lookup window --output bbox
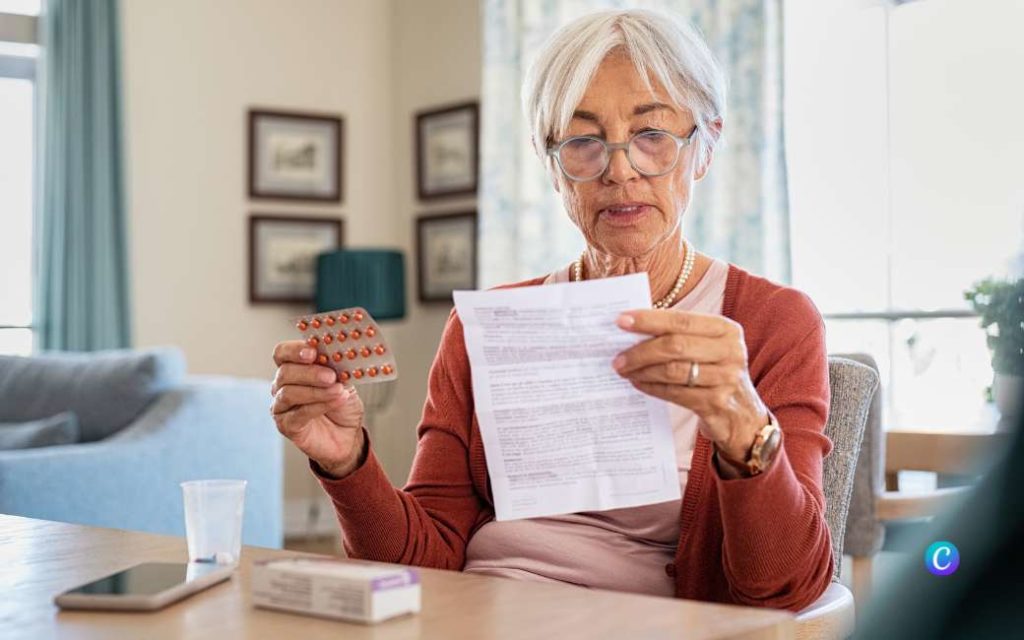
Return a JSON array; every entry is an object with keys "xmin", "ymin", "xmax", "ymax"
[
  {"xmin": 0, "ymin": 5, "xmax": 39, "ymax": 355},
  {"xmin": 0, "ymin": 1, "xmax": 40, "ymax": 15},
  {"xmin": 785, "ymin": 0, "xmax": 1023, "ymax": 430}
]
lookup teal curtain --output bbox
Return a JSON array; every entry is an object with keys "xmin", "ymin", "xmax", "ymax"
[{"xmin": 36, "ymin": 0, "xmax": 131, "ymax": 350}]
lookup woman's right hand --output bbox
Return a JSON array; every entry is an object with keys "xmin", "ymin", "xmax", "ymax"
[{"xmin": 271, "ymin": 341, "xmax": 367, "ymax": 478}]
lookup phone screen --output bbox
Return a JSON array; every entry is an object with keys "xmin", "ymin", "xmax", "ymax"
[{"xmin": 65, "ymin": 562, "xmax": 222, "ymax": 596}]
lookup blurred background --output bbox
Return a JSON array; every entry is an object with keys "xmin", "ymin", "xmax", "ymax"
[{"xmin": 1, "ymin": 0, "xmax": 1021, "ymax": 619}]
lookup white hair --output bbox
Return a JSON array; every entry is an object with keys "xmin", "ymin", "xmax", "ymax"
[{"xmin": 523, "ymin": 9, "xmax": 727, "ymax": 168}]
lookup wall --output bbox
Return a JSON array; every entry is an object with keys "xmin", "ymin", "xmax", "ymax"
[
  {"xmin": 120, "ymin": 0, "xmax": 481, "ymax": 533},
  {"xmin": 380, "ymin": 0, "xmax": 482, "ymax": 484},
  {"xmin": 120, "ymin": 0, "xmax": 395, "ymax": 525}
]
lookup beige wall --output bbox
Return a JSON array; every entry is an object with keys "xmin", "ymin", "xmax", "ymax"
[
  {"xmin": 381, "ymin": 0, "xmax": 481, "ymax": 484},
  {"xmin": 120, "ymin": 0, "xmax": 481, "ymax": 527}
]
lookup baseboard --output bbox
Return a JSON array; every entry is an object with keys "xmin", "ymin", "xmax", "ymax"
[{"xmin": 283, "ymin": 496, "xmax": 340, "ymax": 538}]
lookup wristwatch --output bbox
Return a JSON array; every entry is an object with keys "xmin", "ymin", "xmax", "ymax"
[{"xmin": 719, "ymin": 414, "xmax": 783, "ymax": 477}]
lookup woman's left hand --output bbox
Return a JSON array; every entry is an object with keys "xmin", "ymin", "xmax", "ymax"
[{"xmin": 612, "ymin": 310, "xmax": 770, "ymax": 465}]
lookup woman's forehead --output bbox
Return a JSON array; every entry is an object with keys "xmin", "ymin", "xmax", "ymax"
[
  {"xmin": 575, "ymin": 56, "xmax": 680, "ymax": 118},
  {"xmin": 572, "ymin": 92, "xmax": 688, "ymax": 128},
  {"xmin": 571, "ymin": 101, "xmax": 677, "ymax": 125}
]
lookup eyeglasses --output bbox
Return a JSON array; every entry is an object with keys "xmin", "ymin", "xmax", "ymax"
[{"xmin": 546, "ymin": 126, "xmax": 698, "ymax": 182}]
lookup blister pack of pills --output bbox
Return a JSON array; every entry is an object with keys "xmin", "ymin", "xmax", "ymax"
[{"xmin": 294, "ymin": 307, "xmax": 397, "ymax": 385}]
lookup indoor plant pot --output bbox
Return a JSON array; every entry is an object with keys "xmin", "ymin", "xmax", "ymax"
[{"xmin": 965, "ymin": 277, "xmax": 1024, "ymax": 430}]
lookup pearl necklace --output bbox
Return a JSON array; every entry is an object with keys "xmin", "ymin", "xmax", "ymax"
[{"xmin": 572, "ymin": 241, "xmax": 696, "ymax": 309}]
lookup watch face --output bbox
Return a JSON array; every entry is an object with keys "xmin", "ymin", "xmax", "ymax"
[{"xmin": 761, "ymin": 426, "xmax": 782, "ymax": 463}]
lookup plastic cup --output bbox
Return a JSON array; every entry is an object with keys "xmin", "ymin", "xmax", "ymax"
[{"xmin": 180, "ymin": 479, "xmax": 246, "ymax": 566}]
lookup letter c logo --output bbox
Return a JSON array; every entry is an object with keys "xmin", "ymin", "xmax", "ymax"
[{"xmin": 925, "ymin": 541, "xmax": 960, "ymax": 576}]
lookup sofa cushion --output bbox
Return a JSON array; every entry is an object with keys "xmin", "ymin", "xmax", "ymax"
[
  {"xmin": 0, "ymin": 348, "xmax": 186, "ymax": 442},
  {"xmin": 0, "ymin": 411, "xmax": 80, "ymax": 450}
]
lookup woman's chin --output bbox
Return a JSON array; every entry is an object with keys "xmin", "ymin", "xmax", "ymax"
[
  {"xmin": 591, "ymin": 235, "xmax": 660, "ymax": 259},
  {"xmin": 591, "ymin": 224, "xmax": 663, "ymax": 257}
]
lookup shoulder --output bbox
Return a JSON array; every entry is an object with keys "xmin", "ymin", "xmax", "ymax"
[
  {"xmin": 490, "ymin": 275, "xmax": 550, "ymax": 291},
  {"xmin": 724, "ymin": 266, "xmax": 829, "ymax": 401},
  {"xmin": 724, "ymin": 264, "xmax": 824, "ymax": 339},
  {"xmin": 440, "ymin": 274, "xmax": 551, "ymax": 347},
  {"xmin": 723, "ymin": 265, "xmax": 827, "ymax": 378}
]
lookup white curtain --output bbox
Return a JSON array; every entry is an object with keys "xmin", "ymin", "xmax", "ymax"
[{"xmin": 479, "ymin": 0, "xmax": 790, "ymax": 287}]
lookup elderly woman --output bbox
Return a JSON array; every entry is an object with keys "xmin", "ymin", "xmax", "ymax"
[{"xmin": 270, "ymin": 10, "xmax": 832, "ymax": 611}]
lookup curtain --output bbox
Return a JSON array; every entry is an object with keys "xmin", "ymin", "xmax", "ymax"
[
  {"xmin": 35, "ymin": 0, "xmax": 131, "ymax": 350},
  {"xmin": 479, "ymin": 0, "xmax": 790, "ymax": 287}
]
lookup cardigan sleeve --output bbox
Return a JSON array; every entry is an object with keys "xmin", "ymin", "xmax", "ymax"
[
  {"xmin": 715, "ymin": 288, "xmax": 835, "ymax": 611},
  {"xmin": 313, "ymin": 309, "xmax": 485, "ymax": 570}
]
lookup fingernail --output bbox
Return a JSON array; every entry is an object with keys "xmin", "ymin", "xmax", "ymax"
[
  {"xmin": 617, "ymin": 314, "xmax": 635, "ymax": 328},
  {"xmin": 328, "ymin": 384, "xmax": 345, "ymax": 394},
  {"xmin": 319, "ymin": 370, "xmax": 336, "ymax": 384},
  {"xmin": 612, "ymin": 355, "xmax": 626, "ymax": 371},
  {"xmin": 300, "ymin": 348, "xmax": 314, "ymax": 360}
]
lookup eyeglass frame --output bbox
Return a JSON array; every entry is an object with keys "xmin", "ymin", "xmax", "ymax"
[{"xmin": 546, "ymin": 125, "xmax": 700, "ymax": 182}]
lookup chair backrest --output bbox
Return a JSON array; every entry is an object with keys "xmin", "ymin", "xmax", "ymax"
[
  {"xmin": 835, "ymin": 353, "xmax": 886, "ymax": 561},
  {"xmin": 822, "ymin": 355, "xmax": 879, "ymax": 581}
]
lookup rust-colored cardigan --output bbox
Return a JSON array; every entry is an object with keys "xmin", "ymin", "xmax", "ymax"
[{"xmin": 315, "ymin": 264, "xmax": 834, "ymax": 611}]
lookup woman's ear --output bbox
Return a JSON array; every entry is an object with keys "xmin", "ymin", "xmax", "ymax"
[{"xmin": 694, "ymin": 118, "xmax": 723, "ymax": 182}]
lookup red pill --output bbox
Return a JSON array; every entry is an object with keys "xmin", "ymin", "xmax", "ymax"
[
  {"xmin": 346, "ymin": 349, "xmax": 357, "ymax": 360},
  {"xmin": 323, "ymin": 334, "xmax": 333, "ymax": 344},
  {"xmin": 350, "ymin": 329, "xmax": 361, "ymax": 340},
  {"xmin": 367, "ymin": 366, "xmax": 378, "ymax": 377},
  {"xmin": 360, "ymin": 347, "xmax": 371, "ymax": 358},
  {"xmin": 339, "ymin": 370, "xmax": 350, "ymax": 382},
  {"xmin": 317, "ymin": 354, "xmax": 328, "ymax": 365},
  {"xmin": 332, "ymin": 352, "xmax": 342, "ymax": 362},
  {"xmin": 297, "ymin": 321, "xmax": 308, "ymax": 331},
  {"xmin": 338, "ymin": 314, "xmax": 350, "ymax": 324},
  {"xmin": 365, "ymin": 326, "xmax": 377, "ymax": 338},
  {"xmin": 352, "ymin": 368, "xmax": 364, "ymax": 379},
  {"xmin": 325, "ymin": 316, "xmax": 335, "ymax": 326},
  {"xmin": 311, "ymin": 318, "xmax": 321, "ymax": 329},
  {"xmin": 336, "ymin": 331, "xmax": 347, "ymax": 342},
  {"xmin": 381, "ymin": 364, "xmax": 393, "ymax": 375},
  {"xmin": 374, "ymin": 344, "xmax": 386, "ymax": 355},
  {"xmin": 307, "ymin": 336, "xmax": 319, "ymax": 347},
  {"xmin": 353, "ymin": 311, "xmax": 365, "ymax": 322}
]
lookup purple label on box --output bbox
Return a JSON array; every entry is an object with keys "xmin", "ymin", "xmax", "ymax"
[{"xmin": 371, "ymin": 570, "xmax": 420, "ymax": 591}]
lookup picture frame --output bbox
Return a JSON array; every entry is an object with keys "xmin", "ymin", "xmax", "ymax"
[
  {"xmin": 248, "ymin": 108, "xmax": 344, "ymax": 202},
  {"xmin": 415, "ymin": 210, "xmax": 478, "ymax": 303},
  {"xmin": 249, "ymin": 214, "xmax": 344, "ymax": 304},
  {"xmin": 415, "ymin": 101, "xmax": 479, "ymax": 200}
]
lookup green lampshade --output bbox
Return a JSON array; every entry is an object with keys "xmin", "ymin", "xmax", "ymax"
[{"xmin": 315, "ymin": 250, "xmax": 406, "ymax": 320}]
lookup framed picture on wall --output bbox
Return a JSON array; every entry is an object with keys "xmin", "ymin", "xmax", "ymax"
[
  {"xmin": 249, "ymin": 214, "xmax": 344, "ymax": 304},
  {"xmin": 415, "ymin": 101, "xmax": 479, "ymax": 200},
  {"xmin": 415, "ymin": 210, "xmax": 478, "ymax": 303},
  {"xmin": 248, "ymin": 108, "xmax": 344, "ymax": 202}
]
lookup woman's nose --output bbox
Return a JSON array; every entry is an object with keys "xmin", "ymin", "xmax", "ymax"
[{"xmin": 602, "ymin": 146, "xmax": 640, "ymax": 185}]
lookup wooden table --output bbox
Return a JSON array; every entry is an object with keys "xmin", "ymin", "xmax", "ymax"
[{"xmin": 0, "ymin": 514, "xmax": 793, "ymax": 639}]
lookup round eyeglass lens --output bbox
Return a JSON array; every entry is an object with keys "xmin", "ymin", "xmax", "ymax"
[
  {"xmin": 559, "ymin": 137, "xmax": 607, "ymax": 180},
  {"xmin": 629, "ymin": 131, "xmax": 678, "ymax": 175}
]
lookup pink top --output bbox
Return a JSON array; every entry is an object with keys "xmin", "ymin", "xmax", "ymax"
[{"xmin": 463, "ymin": 257, "xmax": 731, "ymax": 596}]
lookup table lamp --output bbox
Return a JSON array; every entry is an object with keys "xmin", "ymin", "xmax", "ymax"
[{"xmin": 315, "ymin": 249, "xmax": 406, "ymax": 320}]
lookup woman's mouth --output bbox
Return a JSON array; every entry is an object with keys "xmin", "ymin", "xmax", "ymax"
[{"xmin": 599, "ymin": 203, "xmax": 651, "ymax": 226}]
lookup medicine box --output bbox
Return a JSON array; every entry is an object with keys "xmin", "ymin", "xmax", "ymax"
[{"xmin": 252, "ymin": 558, "xmax": 420, "ymax": 624}]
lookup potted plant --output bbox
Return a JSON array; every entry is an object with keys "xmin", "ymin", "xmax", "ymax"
[{"xmin": 965, "ymin": 277, "xmax": 1024, "ymax": 426}]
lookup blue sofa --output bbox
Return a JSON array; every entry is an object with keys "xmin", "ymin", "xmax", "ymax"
[{"xmin": 0, "ymin": 348, "xmax": 283, "ymax": 548}]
